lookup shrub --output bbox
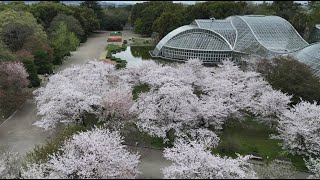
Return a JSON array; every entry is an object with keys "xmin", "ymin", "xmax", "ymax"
[
  {"xmin": 115, "ymin": 62, "xmax": 126, "ymax": 69},
  {"xmin": 256, "ymin": 56, "xmax": 320, "ymax": 105},
  {"xmin": 25, "ymin": 124, "xmax": 88, "ymax": 164},
  {"xmin": 22, "ymin": 58, "xmax": 41, "ymax": 87},
  {"xmin": 33, "ymin": 49, "xmax": 53, "ymax": 74}
]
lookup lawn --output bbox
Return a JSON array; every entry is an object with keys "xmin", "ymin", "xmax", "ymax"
[
  {"xmin": 130, "ymin": 82, "xmax": 308, "ymax": 171},
  {"xmin": 129, "ymin": 37, "xmax": 153, "ymax": 46},
  {"xmin": 106, "ymin": 44, "xmax": 127, "ymax": 58},
  {"xmin": 212, "ymin": 118, "xmax": 308, "ymax": 171},
  {"xmin": 110, "ymin": 32, "xmax": 122, "ymax": 36},
  {"xmin": 132, "ymin": 83, "xmax": 150, "ymax": 100},
  {"xmin": 105, "ymin": 44, "xmax": 127, "ymax": 69},
  {"xmin": 122, "ymin": 122, "xmax": 167, "ymax": 149}
]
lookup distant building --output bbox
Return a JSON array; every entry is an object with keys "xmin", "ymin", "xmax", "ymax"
[
  {"xmin": 310, "ymin": 24, "xmax": 320, "ymax": 43},
  {"xmin": 294, "ymin": 42, "xmax": 320, "ymax": 77},
  {"xmin": 151, "ymin": 15, "xmax": 309, "ymax": 63}
]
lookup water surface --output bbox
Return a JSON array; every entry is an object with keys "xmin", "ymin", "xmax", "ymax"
[{"xmin": 113, "ymin": 46, "xmax": 174, "ymax": 66}]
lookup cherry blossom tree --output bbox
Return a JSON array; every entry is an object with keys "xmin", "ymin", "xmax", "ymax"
[
  {"xmin": 250, "ymin": 89, "xmax": 292, "ymax": 118},
  {"xmin": 118, "ymin": 60, "xmax": 161, "ymax": 86},
  {"xmin": 0, "ymin": 150, "xmax": 21, "ymax": 179},
  {"xmin": 131, "ymin": 59, "xmax": 293, "ymax": 140},
  {"xmin": 21, "ymin": 163, "xmax": 61, "ymax": 179},
  {"xmin": 162, "ymin": 137, "xmax": 257, "ymax": 179},
  {"xmin": 130, "ymin": 59, "xmax": 218, "ymax": 139},
  {"xmin": 21, "ymin": 127, "xmax": 140, "ymax": 179},
  {"xmin": 272, "ymin": 101, "xmax": 320, "ymax": 156},
  {"xmin": 33, "ymin": 61, "xmax": 116, "ymax": 130},
  {"xmin": 176, "ymin": 128, "xmax": 220, "ymax": 148},
  {"xmin": 0, "ymin": 61, "xmax": 29, "ymax": 91},
  {"xmin": 305, "ymin": 157, "xmax": 320, "ymax": 179},
  {"xmin": 131, "ymin": 82, "xmax": 203, "ymax": 140},
  {"xmin": 99, "ymin": 84, "xmax": 135, "ymax": 130},
  {"xmin": 199, "ymin": 95, "xmax": 238, "ymax": 130},
  {"xmin": 253, "ymin": 160, "xmax": 295, "ymax": 179},
  {"xmin": 249, "ymin": 89, "xmax": 292, "ymax": 127},
  {"xmin": 202, "ymin": 60, "xmax": 270, "ymax": 112}
]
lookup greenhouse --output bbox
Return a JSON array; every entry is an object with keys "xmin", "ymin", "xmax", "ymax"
[
  {"xmin": 310, "ymin": 24, "xmax": 320, "ymax": 43},
  {"xmin": 294, "ymin": 42, "xmax": 320, "ymax": 77},
  {"xmin": 151, "ymin": 15, "xmax": 309, "ymax": 63}
]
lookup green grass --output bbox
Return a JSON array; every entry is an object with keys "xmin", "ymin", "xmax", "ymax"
[
  {"xmin": 106, "ymin": 44, "xmax": 122, "ymax": 57},
  {"xmin": 132, "ymin": 83, "xmax": 151, "ymax": 100},
  {"xmin": 122, "ymin": 122, "xmax": 168, "ymax": 149},
  {"xmin": 130, "ymin": 38, "xmax": 152, "ymax": 46},
  {"xmin": 106, "ymin": 44, "xmax": 128, "ymax": 69},
  {"xmin": 25, "ymin": 113, "xmax": 100, "ymax": 164},
  {"xmin": 212, "ymin": 118, "xmax": 308, "ymax": 171},
  {"xmin": 110, "ymin": 32, "xmax": 122, "ymax": 36}
]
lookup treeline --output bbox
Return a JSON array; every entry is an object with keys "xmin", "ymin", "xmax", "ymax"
[
  {"xmin": 100, "ymin": 5, "xmax": 131, "ymax": 31},
  {"xmin": 0, "ymin": 1, "xmax": 101, "ymax": 88},
  {"xmin": 131, "ymin": 1, "xmax": 320, "ymax": 41}
]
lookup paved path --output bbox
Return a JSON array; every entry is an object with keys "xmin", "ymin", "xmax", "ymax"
[
  {"xmin": 0, "ymin": 31, "xmax": 110, "ymax": 156},
  {"xmin": 0, "ymin": 30, "xmax": 312, "ymax": 179},
  {"xmin": 128, "ymin": 146, "xmax": 171, "ymax": 179}
]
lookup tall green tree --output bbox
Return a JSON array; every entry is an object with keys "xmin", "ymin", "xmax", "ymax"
[
  {"xmin": 15, "ymin": 49, "xmax": 41, "ymax": 87},
  {"xmin": 100, "ymin": 7, "xmax": 130, "ymax": 31},
  {"xmin": 0, "ymin": 9, "xmax": 48, "ymax": 47},
  {"xmin": 208, "ymin": 1, "xmax": 251, "ymax": 19},
  {"xmin": 30, "ymin": 2, "xmax": 73, "ymax": 29},
  {"xmin": 1, "ymin": 22, "xmax": 34, "ymax": 52},
  {"xmin": 133, "ymin": 18, "xmax": 143, "ymax": 34},
  {"xmin": 33, "ymin": 49, "xmax": 53, "ymax": 74},
  {"xmin": 80, "ymin": 1, "xmax": 103, "ymax": 24},
  {"xmin": 49, "ymin": 22, "xmax": 79, "ymax": 65},
  {"xmin": 69, "ymin": 5, "xmax": 100, "ymax": 40},
  {"xmin": 48, "ymin": 13, "xmax": 84, "ymax": 41},
  {"xmin": 152, "ymin": 12, "xmax": 184, "ymax": 38},
  {"xmin": 67, "ymin": 32, "xmax": 80, "ymax": 52},
  {"xmin": 0, "ymin": 9, "xmax": 53, "ymax": 74},
  {"xmin": 257, "ymin": 56, "xmax": 320, "ymax": 105},
  {"xmin": 0, "ymin": 41, "xmax": 16, "ymax": 61},
  {"xmin": 22, "ymin": 58, "xmax": 41, "ymax": 87},
  {"xmin": 49, "ymin": 22, "xmax": 69, "ymax": 64},
  {"xmin": 271, "ymin": 1, "xmax": 302, "ymax": 21}
]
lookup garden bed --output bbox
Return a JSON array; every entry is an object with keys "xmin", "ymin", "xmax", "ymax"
[
  {"xmin": 106, "ymin": 44, "xmax": 128, "ymax": 69},
  {"xmin": 107, "ymin": 37, "xmax": 122, "ymax": 42},
  {"xmin": 110, "ymin": 32, "xmax": 122, "ymax": 36},
  {"xmin": 129, "ymin": 37, "xmax": 153, "ymax": 46}
]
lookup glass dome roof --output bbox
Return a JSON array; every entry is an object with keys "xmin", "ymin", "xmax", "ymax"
[
  {"xmin": 152, "ymin": 15, "xmax": 311, "ymax": 63},
  {"xmin": 295, "ymin": 43, "xmax": 320, "ymax": 77}
]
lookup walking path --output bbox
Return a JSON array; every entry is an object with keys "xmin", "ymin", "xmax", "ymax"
[
  {"xmin": 0, "ymin": 31, "xmax": 109, "ymax": 156},
  {"xmin": 128, "ymin": 146, "xmax": 170, "ymax": 179},
  {"xmin": 0, "ymin": 30, "xmax": 311, "ymax": 179}
]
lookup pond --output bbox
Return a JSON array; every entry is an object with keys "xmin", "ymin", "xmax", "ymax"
[{"xmin": 112, "ymin": 46, "xmax": 174, "ymax": 66}]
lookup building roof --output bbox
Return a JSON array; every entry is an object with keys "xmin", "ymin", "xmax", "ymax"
[
  {"xmin": 233, "ymin": 15, "xmax": 308, "ymax": 53},
  {"xmin": 154, "ymin": 15, "xmax": 309, "ymax": 59},
  {"xmin": 295, "ymin": 42, "xmax": 320, "ymax": 77}
]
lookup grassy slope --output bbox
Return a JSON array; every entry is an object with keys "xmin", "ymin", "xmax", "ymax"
[{"xmin": 212, "ymin": 118, "xmax": 307, "ymax": 171}]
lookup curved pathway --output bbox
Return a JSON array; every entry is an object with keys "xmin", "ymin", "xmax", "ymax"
[
  {"xmin": 0, "ymin": 30, "xmax": 311, "ymax": 179},
  {"xmin": 0, "ymin": 31, "xmax": 109, "ymax": 155}
]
